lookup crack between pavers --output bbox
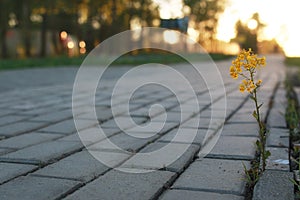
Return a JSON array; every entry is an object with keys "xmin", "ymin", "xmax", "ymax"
[
  {"xmin": 204, "ymin": 154, "xmax": 254, "ymax": 161},
  {"xmin": 170, "ymin": 187, "xmax": 244, "ymax": 197}
]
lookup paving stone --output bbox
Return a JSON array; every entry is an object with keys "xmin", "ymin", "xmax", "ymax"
[
  {"xmin": 0, "ymin": 114, "xmax": 29, "ymax": 127},
  {"xmin": 0, "ymin": 163, "xmax": 37, "ymax": 184},
  {"xmin": 200, "ymin": 109, "xmax": 231, "ymax": 119},
  {"xmin": 30, "ymin": 109, "xmax": 73, "ymax": 122},
  {"xmin": 77, "ymin": 108, "xmax": 113, "ymax": 121},
  {"xmin": 206, "ymin": 136, "xmax": 257, "ymax": 160},
  {"xmin": 266, "ymin": 147, "xmax": 289, "ymax": 171},
  {"xmin": 0, "ymin": 132, "xmax": 61, "ymax": 149},
  {"xmin": 65, "ymin": 169, "xmax": 176, "ymax": 200},
  {"xmin": 172, "ymin": 159, "xmax": 249, "ymax": 195},
  {"xmin": 0, "ymin": 147, "xmax": 14, "ymax": 155},
  {"xmin": 100, "ymin": 116, "xmax": 147, "ymax": 130},
  {"xmin": 89, "ymin": 132, "xmax": 157, "ymax": 153},
  {"xmin": 0, "ymin": 175, "xmax": 82, "ymax": 200},
  {"xmin": 18, "ymin": 106, "xmax": 57, "ymax": 116},
  {"xmin": 58, "ymin": 127, "xmax": 120, "ymax": 144},
  {"xmin": 126, "ymin": 121, "xmax": 178, "ymax": 136},
  {"xmin": 227, "ymin": 113, "xmax": 256, "ymax": 124},
  {"xmin": 0, "ymin": 141, "xmax": 83, "ymax": 165},
  {"xmin": 158, "ymin": 128, "xmax": 206, "ymax": 145},
  {"xmin": 0, "ymin": 121, "xmax": 47, "ymax": 137},
  {"xmin": 121, "ymin": 142, "xmax": 200, "ymax": 173},
  {"xmin": 0, "ymin": 109, "xmax": 16, "ymax": 117},
  {"xmin": 267, "ymin": 110, "xmax": 287, "ymax": 128},
  {"xmin": 221, "ymin": 123, "xmax": 259, "ymax": 137},
  {"xmin": 38, "ymin": 119, "xmax": 96, "ymax": 134},
  {"xmin": 169, "ymin": 104, "xmax": 202, "ymax": 113},
  {"xmin": 150, "ymin": 111, "xmax": 192, "ymax": 123},
  {"xmin": 181, "ymin": 117, "xmax": 223, "ymax": 130},
  {"xmin": 33, "ymin": 150, "xmax": 130, "ymax": 182},
  {"xmin": 160, "ymin": 189, "xmax": 244, "ymax": 200},
  {"xmin": 130, "ymin": 106, "xmax": 164, "ymax": 118},
  {"xmin": 253, "ymin": 170, "xmax": 294, "ymax": 200},
  {"xmin": 267, "ymin": 128, "xmax": 289, "ymax": 148}
]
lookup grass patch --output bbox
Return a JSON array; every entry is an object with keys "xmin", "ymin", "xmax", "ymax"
[
  {"xmin": 285, "ymin": 57, "xmax": 300, "ymax": 67},
  {"xmin": 0, "ymin": 56, "xmax": 86, "ymax": 70},
  {"xmin": 0, "ymin": 52, "xmax": 233, "ymax": 70}
]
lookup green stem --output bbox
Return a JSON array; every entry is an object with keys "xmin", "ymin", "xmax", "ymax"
[{"xmin": 250, "ymin": 71, "xmax": 266, "ymax": 171}]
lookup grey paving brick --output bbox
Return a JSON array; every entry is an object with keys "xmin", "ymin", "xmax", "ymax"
[
  {"xmin": 267, "ymin": 128, "xmax": 289, "ymax": 148},
  {"xmin": 100, "ymin": 116, "xmax": 147, "ymax": 129},
  {"xmin": 0, "ymin": 109, "xmax": 16, "ymax": 117},
  {"xmin": 130, "ymin": 106, "xmax": 164, "ymax": 118},
  {"xmin": 266, "ymin": 147, "xmax": 289, "ymax": 171},
  {"xmin": 160, "ymin": 189, "xmax": 244, "ymax": 200},
  {"xmin": 33, "ymin": 150, "xmax": 130, "ymax": 182},
  {"xmin": 30, "ymin": 109, "xmax": 73, "ymax": 122},
  {"xmin": 126, "ymin": 121, "xmax": 178, "ymax": 136},
  {"xmin": 158, "ymin": 128, "xmax": 206, "ymax": 145},
  {"xmin": 253, "ymin": 170, "xmax": 294, "ymax": 200},
  {"xmin": 0, "ymin": 163, "xmax": 37, "ymax": 184},
  {"xmin": 0, "ymin": 132, "xmax": 61, "ymax": 149},
  {"xmin": 122, "ymin": 142, "xmax": 200, "ymax": 173},
  {"xmin": 0, "ymin": 114, "xmax": 29, "ymax": 126},
  {"xmin": 181, "ymin": 117, "xmax": 223, "ymax": 130},
  {"xmin": 58, "ymin": 127, "xmax": 120, "ymax": 144},
  {"xmin": 172, "ymin": 159, "xmax": 249, "ymax": 195},
  {"xmin": 150, "ymin": 111, "xmax": 192, "ymax": 123},
  {"xmin": 65, "ymin": 170, "xmax": 176, "ymax": 200},
  {"xmin": 89, "ymin": 132, "xmax": 157, "ymax": 153},
  {"xmin": 0, "ymin": 175, "xmax": 82, "ymax": 200},
  {"xmin": 77, "ymin": 108, "xmax": 113, "ymax": 121},
  {"xmin": 227, "ymin": 113, "xmax": 256, "ymax": 124},
  {"xmin": 0, "ymin": 121, "xmax": 47, "ymax": 137},
  {"xmin": 38, "ymin": 119, "xmax": 96, "ymax": 134},
  {"xmin": 221, "ymin": 123, "xmax": 259, "ymax": 137},
  {"xmin": 206, "ymin": 136, "xmax": 257, "ymax": 160},
  {"xmin": 0, "ymin": 147, "xmax": 14, "ymax": 155},
  {"xmin": 0, "ymin": 141, "xmax": 83, "ymax": 165},
  {"xmin": 267, "ymin": 108, "xmax": 286, "ymax": 128}
]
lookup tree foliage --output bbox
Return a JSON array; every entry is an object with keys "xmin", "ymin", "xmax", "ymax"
[
  {"xmin": 0, "ymin": 0, "xmax": 221, "ymax": 58},
  {"xmin": 232, "ymin": 13, "xmax": 264, "ymax": 53}
]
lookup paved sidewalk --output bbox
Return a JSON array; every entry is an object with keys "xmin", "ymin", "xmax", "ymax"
[{"xmin": 0, "ymin": 55, "xmax": 288, "ymax": 199}]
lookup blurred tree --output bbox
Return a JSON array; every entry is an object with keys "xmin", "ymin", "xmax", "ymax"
[
  {"xmin": 0, "ymin": 0, "xmax": 12, "ymax": 58},
  {"xmin": 0, "ymin": 0, "xmax": 159, "ymax": 57},
  {"xmin": 15, "ymin": 0, "xmax": 33, "ymax": 57},
  {"xmin": 232, "ymin": 13, "xmax": 264, "ymax": 52},
  {"xmin": 184, "ymin": 0, "xmax": 225, "ymax": 49}
]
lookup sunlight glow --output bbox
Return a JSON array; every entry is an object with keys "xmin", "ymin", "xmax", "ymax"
[
  {"xmin": 153, "ymin": 0, "xmax": 184, "ymax": 19},
  {"xmin": 247, "ymin": 19, "xmax": 258, "ymax": 30},
  {"xmin": 217, "ymin": 0, "xmax": 300, "ymax": 56},
  {"xmin": 163, "ymin": 30, "xmax": 180, "ymax": 44}
]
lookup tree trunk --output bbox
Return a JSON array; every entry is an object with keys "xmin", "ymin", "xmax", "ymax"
[
  {"xmin": 40, "ymin": 14, "xmax": 47, "ymax": 57},
  {"xmin": 22, "ymin": 3, "xmax": 31, "ymax": 57},
  {"xmin": 1, "ymin": 29, "xmax": 8, "ymax": 58}
]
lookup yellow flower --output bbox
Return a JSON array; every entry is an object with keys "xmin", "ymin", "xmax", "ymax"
[
  {"xmin": 230, "ymin": 72, "xmax": 238, "ymax": 79},
  {"xmin": 239, "ymin": 84, "xmax": 245, "ymax": 93},
  {"xmin": 258, "ymin": 57, "xmax": 266, "ymax": 66},
  {"xmin": 257, "ymin": 79, "xmax": 262, "ymax": 86},
  {"xmin": 229, "ymin": 49, "xmax": 266, "ymax": 93}
]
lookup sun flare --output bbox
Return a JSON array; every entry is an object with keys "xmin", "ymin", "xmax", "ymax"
[{"xmin": 217, "ymin": 0, "xmax": 300, "ymax": 56}]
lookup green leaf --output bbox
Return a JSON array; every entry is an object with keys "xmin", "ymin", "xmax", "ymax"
[
  {"xmin": 258, "ymin": 103, "xmax": 263, "ymax": 109},
  {"xmin": 256, "ymin": 140, "xmax": 262, "ymax": 150},
  {"xmin": 265, "ymin": 150, "xmax": 271, "ymax": 159},
  {"xmin": 252, "ymin": 111, "xmax": 258, "ymax": 120}
]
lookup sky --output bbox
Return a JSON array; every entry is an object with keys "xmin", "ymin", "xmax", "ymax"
[
  {"xmin": 217, "ymin": 0, "xmax": 300, "ymax": 56},
  {"xmin": 153, "ymin": 0, "xmax": 300, "ymax": 56}
]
